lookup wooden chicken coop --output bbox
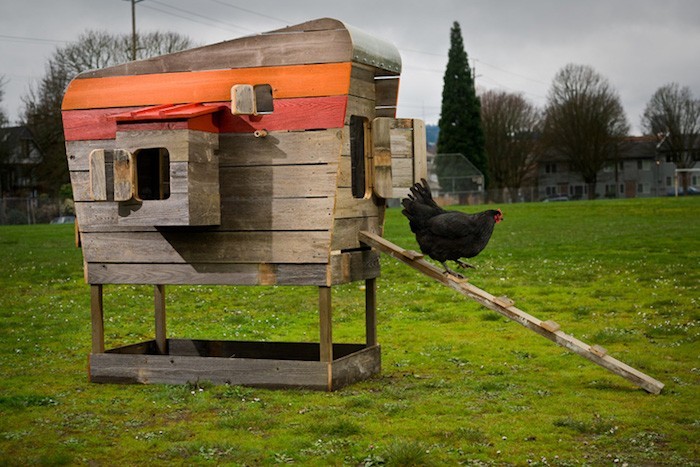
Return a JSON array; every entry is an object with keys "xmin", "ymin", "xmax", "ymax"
[{"xmin": 62, "ymin": 18, "xmax": 427, "ymax": 390}]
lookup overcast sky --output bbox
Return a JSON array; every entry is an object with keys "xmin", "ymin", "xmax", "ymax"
[{"xmin": 1, "ymin": 0, "xmax": 699, "ymax": 134}]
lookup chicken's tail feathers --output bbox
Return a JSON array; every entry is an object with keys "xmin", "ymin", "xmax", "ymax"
[{"xmin": 401, "ymin": 179, "xmax": 444, "ymax": 232}]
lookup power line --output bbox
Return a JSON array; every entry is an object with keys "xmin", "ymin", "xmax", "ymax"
[
  {"xmin": 207, "ymin": 0, "xmax": 290, "ymax": 25},
  {"xmin": 145, "ymin": 0, "xmax": 257, "ymax": 34},
  {"xmin": 0, "ymin": 34, "xmax": 69, "ymax": 45}
]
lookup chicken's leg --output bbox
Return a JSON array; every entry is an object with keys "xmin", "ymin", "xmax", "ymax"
[{"xmin": 440, "ymin": 262, "xmax": 464, "ymax": 279}]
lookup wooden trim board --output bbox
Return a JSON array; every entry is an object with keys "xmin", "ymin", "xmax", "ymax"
[
  {"xmin": 89, "ymin": 339, "xmax": 380, "ymax": 391},
  {"xmin": 62, "ymin": 62, "xmax": 353, "ymax": 110}
]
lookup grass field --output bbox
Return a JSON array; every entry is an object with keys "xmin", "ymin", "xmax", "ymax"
[{"xmin": 0, "ymin": 197, "xmax": 698, "ymax": 465}]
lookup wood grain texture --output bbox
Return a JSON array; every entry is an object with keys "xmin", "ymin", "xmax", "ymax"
[
  {"xmin": 76, "ymin": 26, "xmax": 352, "ymax": 78},
  {"xmin": 88, "ymin": 339, "xmax": 379, "ymax": 390},
  {"xmin": 62, "ymin": 63, "xmax": 352, "ymax": 110},
  {"xmin": 63, "ymin": 96, "xmax": 348, "ymax": 141},
  {"xmin": 88, "ymin": 149, "xmax": 107, "ymax": 201},
  {"xmin": 86, "ymin": 262, "xmax": 328, "ymax": 286},
  {"xmin": 218, "ymin": 129, "xmax": 343, "ymax": 167},
  {"xmin": 112, "ymin": 149, "xmax": 134, "ymax": 201},
  {"xmin": 81, "ymin": 231, "xmax": 331, "ymax": 264}
]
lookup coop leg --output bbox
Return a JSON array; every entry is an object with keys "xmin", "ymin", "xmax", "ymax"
[
  {"xmin": 90, "ymin": 284, "xmax": 104, "ymax": 354},
  {"xmin": 319, "ymin": 286, "xmax": 333, "ymax": 363},
  {"xmin": 365, "ymin": 278, "xmax": 377, "ymax": 347},
  {"xmin": 154, "ymin": 284, "xmax": 167, "ymax": 355}
]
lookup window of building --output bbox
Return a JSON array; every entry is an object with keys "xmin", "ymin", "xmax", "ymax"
[
  {"xmin": 545, "ymin": 163, "xmax": 557, "ymax": 174},
  {"xmin": 135, "ymin": 148, "xmax": 170, "ymax": 200}
]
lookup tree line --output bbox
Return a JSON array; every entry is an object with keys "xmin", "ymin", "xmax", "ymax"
[{"xmin": 437, "ymin": 21, "xmax": 700, "ymax": 200}]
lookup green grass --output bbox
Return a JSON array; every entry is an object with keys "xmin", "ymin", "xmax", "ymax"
[{"xmin": 1, "ymin": 197, "xmax": 698, "ymax": 465}]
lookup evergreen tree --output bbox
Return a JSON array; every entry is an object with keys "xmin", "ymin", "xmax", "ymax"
[{"xmin": 436, "ymin": 22, "xmax": 486, "ymax": 191}]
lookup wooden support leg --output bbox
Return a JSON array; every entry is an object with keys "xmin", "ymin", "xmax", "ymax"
[
  {"xmin": 90, "ymin": 284, "xmax": 104, "ymax": 354},
  {"xmin": 365, "ymin": 278, "xmax": 377, "ymax": 347},
  {"xmin": 154, "ymin": 284, "xmax": 167, "ymax": 355},
  {"xmin": 319, "ymin": 286, "xmax": 333, "ymax": 363}
]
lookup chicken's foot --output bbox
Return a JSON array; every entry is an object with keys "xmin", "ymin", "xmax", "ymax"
[
  {"xmin": 455, "ymin": 259, "xmax": 475, "ymax": 270},
  {"xmin": 440, "ymin": 262, "xmax": 465, "ymax": 279}
]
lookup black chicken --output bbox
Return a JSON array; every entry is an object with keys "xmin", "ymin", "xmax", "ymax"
[{"xmin": 401, "ymin": 179, "xmax": 503, "ymax": 277}]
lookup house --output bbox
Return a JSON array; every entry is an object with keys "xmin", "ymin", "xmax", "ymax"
[
  {"xmin": 61, "ymin": 18, "xmax": 427, "ymax": 390},
  {"xmin": 537, "ymin": 136, "xmax": 686, "ymax": 200},
  {"xmin": 0, "ymin": 126, "xmax": 43, "ymax": 196}
]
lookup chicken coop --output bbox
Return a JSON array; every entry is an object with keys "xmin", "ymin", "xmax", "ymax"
[{"xmin": 61, "ymin": 18, "xmax": 427, "ymax": 390}]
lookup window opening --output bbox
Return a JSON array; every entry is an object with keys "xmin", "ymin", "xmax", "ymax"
[
  {"xmin": 254, "ymin": 84, "xmax": 274, "ymax": 114},
  {"xmin": 135, "ymin": 148, "xmax": 170, "ymax": 200},
  {"xmin": 350, "ymin": 116, "xmax": 368, "ymax": 198}
]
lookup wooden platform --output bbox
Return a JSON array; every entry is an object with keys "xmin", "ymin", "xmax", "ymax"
[{"xmin": 89, "ymin": 339, "xmax": 381, "ymax": 391}]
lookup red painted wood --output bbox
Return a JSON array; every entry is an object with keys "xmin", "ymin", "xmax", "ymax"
[{"xmin": 62, "ymin": 96, "xmax": 348, "ymax": 141}]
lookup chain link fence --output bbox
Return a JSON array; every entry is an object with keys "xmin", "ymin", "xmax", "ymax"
[{"xmin": 0, "ymin": 197, "xmax": 74, "ymax": 225}]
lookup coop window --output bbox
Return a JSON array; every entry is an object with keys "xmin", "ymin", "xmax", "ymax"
[
  {"xmin": 254, "ymin": 84, "xmax": 274, "ymax": 114},
  {"xmin": 134, "ymin": 148, "xmax": 170, "ymax": 200},
  {"xmin": 231, "ymin": 84, "xmax": 274, "ymax": 115},
  {"xmin": 350, "ymin": 115, "xmax": 368, "ymax": 198}
]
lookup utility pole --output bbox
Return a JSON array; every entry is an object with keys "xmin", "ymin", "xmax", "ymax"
[{"xmin": 125, "ymin": 0, "xmax": 145, "ymax": 61}]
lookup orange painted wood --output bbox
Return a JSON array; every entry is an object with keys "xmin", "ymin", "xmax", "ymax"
[
  {"xmin": 62, "ymin": 95, "xmax": 348, "ymax": 141},
  {"xmin": 62, "ymin": 62, "xmax": 352, "ymax": 111}
]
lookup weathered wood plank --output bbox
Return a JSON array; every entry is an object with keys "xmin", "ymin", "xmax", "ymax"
[
  {"xmin": 221, "ymin": 197, "xmax": 334, "ymax": 231},
  {"xmin": 375, "ymin": 77, "xmax": 399, "ymax": 107},
  {"xmin": 349, "ymin": 64, "xmax": 376, "ymax": 100},
  {"xmin": 331, "ymin": 216, "xmax": 381, "ymax": 251},
  {"xmin": 365, "ymin": 278, "xmax": 378, "ymax": 347},
  {"xmin": 231, "ymin": 84, "xmax": 255, "ymax": 115},
  {"xmin": 116, "ymin": 129, "xmax": 219, "ymax": 163},
  {"xmin": 75, "ymin": 196, "xmax": 333, "ymax": 232},
  {"xmin": 218, "ymin": 129, "xmax": 343, "ymax": 167},
  {"xmin": 76, "ymin": 26, "xmax": 353, "ymax": 78},
  {"xmin": 334, "ymin": 187, "xmax": 382, "ymax": 219},
  {"xmin": 154, "ymin": 285, "xmax": 167, "ymax": 355},
  {"xmin": 345, "ymin": 95, "xmax": 375, "ymax": 124},
  {"xmin": 63, "ymin": 63, "xmax": 353, "ymax": 110},
  {"xmin": 372, "ymin": 117, "xmax": 393, "ymax": 198},
  {"xmin": 89, "ymin": 351, "xmax": 332, "ymax": 389},
  {"xmin": 358, "ymin": 231, "xmax": 665, "ymax": 394},
  {"xmin": 89, "ymin": 149, "xmax": 107, "ymax": 201},
  {"xmin": 319, "ymin": 287, "xmax": 333, "ymax": 365},
  {"xmin": 86, "ymin": 262, "xmax": 329, "ymax": 286},
  {"xmin": 113, "ymin": 149, "xmax": 134, "ymax": 201},
  {"xmin": 328, "ymin": 249, "xmax": 381, "ymax": 285},
  {"xmin": 412, "ymin": 119, "xmax": 428, "ymax": 181},
  {"xmin": 63, "ymin": 96, "xmax": 348, "ymax": 141},
  {"xmin": 81, "ymin": 231, "xmax": 331, "ymax": 264},
  {"xmin": 89, "ymin": 338, "xmax": 379, "ymax": 390},
  {"xmin": 91, "ymin": 284, "xmax": 104, "ymax": 353},
  {"xmin": 332, "ymin": 345, "xmax": 381, "ymax": 390},
  {"xmin": 220, "ymin": 164, "xmax": 339, "ymax": 199}
]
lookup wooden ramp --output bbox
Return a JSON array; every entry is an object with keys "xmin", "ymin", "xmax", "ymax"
[{"xmin": 358, "ymin": 231, "xmax": 664, "ymax": 394}]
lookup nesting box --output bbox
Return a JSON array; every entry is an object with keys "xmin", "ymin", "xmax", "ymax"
[{"xmin": 62, "ymin": 18, "xmax": 426, "ymax": 390}]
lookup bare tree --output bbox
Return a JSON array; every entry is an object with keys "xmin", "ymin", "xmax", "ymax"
[
  {"xmin": 21, "ymin": 30, "xmax": 195, "ymax": 195},
  {"xmin": 641, "ymin": 83, "xmax": 700, "ymax": 193},
  {"xmin": 481, "ymin": 90, "xmax": 541, "ymax": 202},
  {"xmin": 0, "ymin": 75, "xmax": 8, "ymax": 127},
  {"xmin": 543, "ymin": 64, "xmax": 630, "ymax": 199}
]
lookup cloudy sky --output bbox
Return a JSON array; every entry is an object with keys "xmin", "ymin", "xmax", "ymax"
[{"xmin": 1, "ymin": 0, "xmax": 699, "ymax": 134}]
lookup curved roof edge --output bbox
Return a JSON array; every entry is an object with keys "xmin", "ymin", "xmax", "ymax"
[{"xmin": 343, "ymin": 22, "xmax": 401, "ymax": 74}]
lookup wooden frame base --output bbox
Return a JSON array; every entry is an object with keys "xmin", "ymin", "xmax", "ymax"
[{"xmin": 89, "ymin": 339, "xmax": 381, "ymax": 391}]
